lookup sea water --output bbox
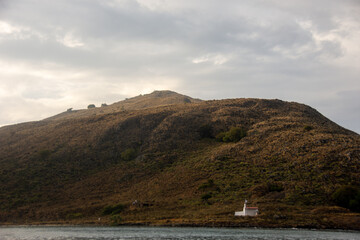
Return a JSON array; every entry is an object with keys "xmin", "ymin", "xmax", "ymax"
[{"xmin": 0, "ymin": 226, "xmax": 359, "ymax": 240}]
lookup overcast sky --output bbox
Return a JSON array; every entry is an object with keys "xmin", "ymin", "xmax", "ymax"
[{"xmin": 0, "ymin": 0, "xmax": 359, "ymax": 133}]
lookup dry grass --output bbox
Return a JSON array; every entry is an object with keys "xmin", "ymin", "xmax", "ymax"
[{"xmin": 0, "ymin": 91, "xmax": 359, "ymax": 229}]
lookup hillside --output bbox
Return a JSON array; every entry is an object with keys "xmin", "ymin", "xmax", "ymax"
[
  {"xmin": 0, "ymin": 91, "xmax": 359, "ymax": 229},
  {"xmin": 46, "ymin": 90, "xmax": 201, "ymax": 121}
]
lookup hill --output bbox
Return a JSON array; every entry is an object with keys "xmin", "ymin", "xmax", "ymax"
[
  {"xmin": 45, "ymin": 90, "xmax": 201, "ymax": 121},
  {"xmin": 0, "ymin": 90, "xmax": 359, "ymax": 229}
]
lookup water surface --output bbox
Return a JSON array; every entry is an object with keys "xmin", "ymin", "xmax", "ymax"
[{"xmin": 0, "ymin": 226, "xmax": 359, "ymax": 240}]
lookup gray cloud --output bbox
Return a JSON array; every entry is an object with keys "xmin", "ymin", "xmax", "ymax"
[{"xmin": 0, "ymin": 0, "xmax": 359, "ymax": 133}]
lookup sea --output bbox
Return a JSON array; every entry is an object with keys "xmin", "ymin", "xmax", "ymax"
[{"xmin": 0, "ymin": 226, "xmax": 359, "ymax": 240}]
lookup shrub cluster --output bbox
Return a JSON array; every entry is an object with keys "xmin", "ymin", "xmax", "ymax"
[
  {"xmin": 102, "ymin": 203, "xmax": 126, "ymax": 215},
  {"xmin": 332, "ymin": 185, "xmax": 360, "ymax": 212},
  {"xmin": 216, "ymin": 127, "xmax": 247, "ymax": 142}
]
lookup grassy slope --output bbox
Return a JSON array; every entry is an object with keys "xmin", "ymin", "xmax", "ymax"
[{"xmin": 0, "ymin": 92, "xmax": 359, "ymax": 229}]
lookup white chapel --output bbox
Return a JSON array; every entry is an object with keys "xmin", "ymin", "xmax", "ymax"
[{"xmin": 234, "ymin": 200, "xmax": 259, "ymax": 216}]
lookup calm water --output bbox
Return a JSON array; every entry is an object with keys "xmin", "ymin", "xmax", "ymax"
[{"xmin": 0, "ymin": 226, "xmax": 359, "ymax": 240}]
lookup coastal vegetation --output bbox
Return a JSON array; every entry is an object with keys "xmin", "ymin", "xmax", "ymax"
[{"xmin": 0, "ymin": 91, "xmax": 359, "ymax": 229}]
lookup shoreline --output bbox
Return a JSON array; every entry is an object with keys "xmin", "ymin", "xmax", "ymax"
[
  {"xmin": 1, "ymin": 224, "xmax": 360, "ymax": 235},
  {"xmin": 1, "ymin": 221, "xmax": 360, "ymax": 232}
]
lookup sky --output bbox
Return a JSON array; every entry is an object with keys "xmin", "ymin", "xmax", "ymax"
[{"xmin": 0, "ymin": 0, "xmax": 359, "ymax": 133}]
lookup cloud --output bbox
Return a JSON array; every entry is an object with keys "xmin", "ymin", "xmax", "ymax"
[
  {"xmin": 57, "ymin": 32, "xmax": 85, "ymax": 48},
  {"xmin": 0, "ymin": 21, "xmax": 18, "ymax": 34},
  {"xmin": 0, "ymin": 0, "xmax": 359, "ymax": 133},
  {"xmin": 192, "ymin": 54, "xmax": 230, "ymax": 65}
]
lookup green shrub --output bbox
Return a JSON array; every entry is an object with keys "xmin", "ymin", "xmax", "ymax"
[
  {"xmin": 121, "ymin": 148, "xmax": 136, "ymax": 161},
  {"xmin": 102, "ymin": 203, "xmax": 126, "ymax": 215},
  {"xmin": 216, "ymin": 127, "xmax": 247, "ymax": 142},
  {"xmin": 332, "ymin": 185, "xmax": 360, "ymax": 212},
  {"xmin": 215, "ymin": 132, "xmax": 226, "ymax": 142},
  {"xmin": 226, "ymin": 127, "xmax": 247, "ymax": 142}
]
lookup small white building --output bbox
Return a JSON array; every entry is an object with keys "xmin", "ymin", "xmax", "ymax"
[{"xmin": 235, "ymin": 200, "xmax": 259, "ymax": 216}]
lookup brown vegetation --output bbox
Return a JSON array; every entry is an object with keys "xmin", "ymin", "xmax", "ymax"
[{"xmin": 0, "ymin": 90, "xmax": 359, "ymax": 229}]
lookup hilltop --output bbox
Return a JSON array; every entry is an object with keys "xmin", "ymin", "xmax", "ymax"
[
  {"xmin": 0, "ymin": 91, "xmax": 359, "ymax": 229},
  {"xmin": 46, "ymin": 90, "xmax": 201, "ymax": 121}
]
